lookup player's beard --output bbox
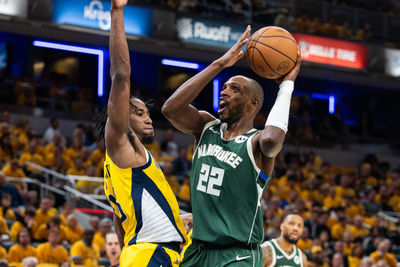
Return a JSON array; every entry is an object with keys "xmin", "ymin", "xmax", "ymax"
[
  {"xmin": 220, "ymin": 103, "xmax": 244, "ymax": 124},
  {"xmin": 142, "ymin": 135, "xmax": 154, "ymax": 144},
  {"xmin": 283, "ymin": 232, "xmax": 299, "ymax": 245}
]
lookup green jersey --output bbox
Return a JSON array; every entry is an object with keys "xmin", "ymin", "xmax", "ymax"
[
  {"xmin": 190, "ymin": 120, "xmax": 271, "ymax": 245},
  {"xmin": 264, "ymin": 239, "xmax": 304, "ymax": 267}
]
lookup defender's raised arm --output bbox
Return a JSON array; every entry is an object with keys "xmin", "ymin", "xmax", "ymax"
[{"xmin": 105, "ymin": 0, "xmax": 131, "ymax": 153}]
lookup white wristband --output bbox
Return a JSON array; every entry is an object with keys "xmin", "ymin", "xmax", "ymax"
[{"xmin": 265, "ymin": 80, "xmax": 294, "ymax": 133}]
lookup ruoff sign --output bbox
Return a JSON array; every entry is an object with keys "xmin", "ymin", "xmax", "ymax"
[
  {"xmin": 176, "ymin": 16, "xmax": 246, "ymax": 49},
  {"xmin": 293, "ymin": 33, "xmax": 367, "ymax": 69}
]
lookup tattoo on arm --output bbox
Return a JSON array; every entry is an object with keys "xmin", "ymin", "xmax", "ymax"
[{"xmin": 262, "ymin": 244, "xmax": 273, "ymax": 267}]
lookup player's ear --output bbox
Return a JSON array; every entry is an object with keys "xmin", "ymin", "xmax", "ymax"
[
  {"xmin": 249, "ymin": 96, "xmax": 259, "ymax": 113},
  {"xmin": 252, "ymin": 97, "xmax": 259, "ymax": 107}
]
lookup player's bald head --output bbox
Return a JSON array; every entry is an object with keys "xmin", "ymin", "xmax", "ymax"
[
  {"xmin": 232, "ymin": 75, "xmax": 264, "ymax": 115},
  {"xmin": 246, "ymin": 77, "xmax": 264, "ymax": 114}
]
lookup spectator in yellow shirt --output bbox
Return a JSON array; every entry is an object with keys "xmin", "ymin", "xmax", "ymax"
[
  {"xmin": 105, "ymin": 232, "xmax": 121, "ymax": 267},
  {"xmin": 10, "ymin": 207, "xmax": 37, "ymax": 241},
  {"xmin": 67, "ymin": 157, "xmax": 87, "ymax": 191},
  {"xmin": 45, "ymin": 145, "xmax": 71, "ymax": 173},
  {"xmin": 34, "ymin": 215, "xmax": 66, "ymax": 242},
  {"xmin": 67, "ymin": 156, "xmax": 86, "ymax": 176},
  {"xmin": 296, "ymin": 14, "xmax": 311, "ymax": 32},
  {"xmin": 323, "ymin": 187, "xmax": 344, "ymax": 210},
  {"xmin": 0, "ymin": 133, "xmax": 15, "ymax": 164},
  {"xmin": 60, "ymin": 202, "xmax": 74, "ymax": 225},
  {"xmin": 348, "ymin": 215, "xmax": 370, "ymax": 240},
  {"xmin": 80, "ymin": 147, "xmax": 92, "ymax": 168},
  {"xmin": 297, "ymin": 227, "xmax": 312, "ymax": 253},
  {"xmin": 66, "ymin": 136, "xmax": 83, "ymax": 162},
  {"xmin": 345, "ymin": 195, "xmax": 365, "ymax": 219},
  {"xmin": 93, "ymin": 218, "xmax": 112, "ymax": 256},
  {"xmin": 2, "ymin": 160, "xmax": 26, "ymax": 191},
  {"xmin": 370, "ymin": 239, "xmax": 398, "ymax": 267},
  {"xmin": 44, "ymin": 132, "xmax": 65, "ymax": 155},
  {"xmin": 348, "ymin": 243, "xmax": 363, "ymax": 267},
  {"xmin": 0, "ymin": 216, "xmax": 8, "ymax": 236},
  {"xmin": 335, "ymin": 175, "xmax": 355, "ymax": 198},
  {"xmin": 89, "ymin": 216, "xmax": 99, "ymax": 233},
  {"xmin": 336, "ymin": 21, "xmax": 353, "ymax": 39},
  {"xmin": 19, "ymin": 140, "xmax": 45, "ymax": 174},
  {"xmin": 36, "ymin": 229, "xmax": 69, "ymax": 264},
  {"xmin": 360, "ymin": 163, "xmax": 377, "ymax": 186},
  {"xmin": 0, "ymin": 192, "xmax": 16, "ymax": 220},
  {"xmin": 0, "ymin": 245, "xmax": 6, "ymax": 260},
  {"xmin": 76, "ymin": 165, "xmax": 102, "ymax": 194},
  {"xmin": 8, "ymin": 228, "xmax": 37, "ymax": 263},
  {"xmin": 34, "ymin": 197, "xmax": 53, "ymax": 229},
  {"xmin": 179, "ymin": 176, "xmax": 190, "ymax": 202},
  {"xmin": 161, "ymin": 162, "xmax": 180, "ymax": 196},
  {"xmin": 70, "ymin": 228, "xmax": 100, "ymax": 267},
  {"xmin": 90, "ymin": 139, "xmax": 105, "ymax": 164},
  {"xmin": 342, "ymin": 230, "xmax": 354, "ymax": 255},
  {"xmin": 64, "ymin": 214, "xmax": 83, "ymax": 244},
  {"xmin": 331, "ymin": 216, "xmax": 348, "ymax": 240}
]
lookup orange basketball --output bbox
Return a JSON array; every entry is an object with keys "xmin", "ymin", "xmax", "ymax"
[{"xmin": 246, "ymin": 26, "xmax": 298, "ymax": 79}]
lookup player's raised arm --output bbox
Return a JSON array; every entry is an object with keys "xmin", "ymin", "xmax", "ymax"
[
  {"xmin": 162, "ymin": 26, "xmax": 251, "ymax": 139},
  {"xmin": 258, "ymin": 49, "xmax": 301, "ymax": 159},
  {"xmin": 105, "ymin": 0, "xmax": 130, "ymax": 153}
]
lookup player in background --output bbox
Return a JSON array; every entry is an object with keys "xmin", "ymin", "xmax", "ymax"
[
  {"xmin": 96, "ymin": 0, "xmax": 188, "ymax": 266},
  {"xmin": 262, "ymin": 211, "xmax": 307, "ymax": 267},
  {"xmin": 162, "ymin": 25, "xmax": 301, "ymax": 267}
]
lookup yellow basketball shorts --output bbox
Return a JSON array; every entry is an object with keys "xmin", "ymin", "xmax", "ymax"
[{"xmin": 120, "ymin": 242, "xmax": 181, "ymax": 267}]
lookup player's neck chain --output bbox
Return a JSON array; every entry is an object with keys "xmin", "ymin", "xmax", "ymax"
[{"xmin": 284, "ymin": 247, "xmax": 293, "ymax": 255}]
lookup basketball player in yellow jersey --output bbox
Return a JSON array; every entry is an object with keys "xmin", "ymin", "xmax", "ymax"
[{"xmin": 95, "ymin": 0, "xmax": 188, "ymax": 266}]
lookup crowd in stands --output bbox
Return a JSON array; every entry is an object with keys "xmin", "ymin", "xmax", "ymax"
[
  {"xmin": 293, "ymin": 14, "xmax": 373, "ymax": 42},
  {"xmin": 131, "ymin": 0, "xmax": 400, "ymax": 44},
  {"xmin": 0, "ymin": 106, "xmax": 398, "ymax": 266},
  {"xmin": 134, "ymin": 0, "xmax": 400, "ymax": 17},
  {"xmin": 0, "ymin": 71, "xmax": 95, "ymax": 117},
  {"xmin": 315, "ymin": 0, "xmax": 398, "ymax": 14},
  {"xmin": 262, "ymin": 150, "xmax": 400, "ymax": 266}
]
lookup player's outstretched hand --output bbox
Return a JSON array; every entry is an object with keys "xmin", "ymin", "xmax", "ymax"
[
  {"xmin": 214, "ymin": 25, "xmax": 251, "ymax": 69},
  {"xmin": 111, "ymin": 0, "xmax": 127, "ymax": 8},
  {"xmin": 180, "ymin": 213, "xmax": 193, "ymax": 234},
  {"xmin": 276, "ymin": 48, "xmax": 301, "ymax": 85}
]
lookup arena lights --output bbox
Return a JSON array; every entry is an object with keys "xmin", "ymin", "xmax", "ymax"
[
  {"xmin": 311, "ymin": 93, "xmax": 336, "ymax": 114},
  {"xmin": 161, "ymin": 59, "xmax": 200, "ymax": 70},
  {"xmin": 32, "ymin": 40, "xmax": 104, "ymax": 97},
  {"xmin": 213, "ymin": 79, "xmax": 220, "ymax": 113},
  {"xmin": 329, "ymin": 96, "xmax": 335, "ymax": 114}
]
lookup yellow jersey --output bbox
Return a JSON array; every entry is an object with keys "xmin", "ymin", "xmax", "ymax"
[{"xmin": 104, "ymin": 149, "xmax": 187, "ymax": 246}]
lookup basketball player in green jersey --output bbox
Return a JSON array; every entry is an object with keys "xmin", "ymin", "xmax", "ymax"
[
  {"xmin": 262, "ymin": 211, "xmax": 307, "ymax": 267},
  {"xmin": 162, "ymin": 24, "xmax": 301, "ymax": 267}
]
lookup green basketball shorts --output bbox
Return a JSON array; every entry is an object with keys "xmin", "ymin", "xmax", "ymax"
[{"xmin": 181, "ymin": 240, "xmax": 263, "ymax": 267}]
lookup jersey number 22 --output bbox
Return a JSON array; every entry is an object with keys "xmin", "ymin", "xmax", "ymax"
[{"xmin": 196, "ymin": 163, "xmax": 225, "ymax": 196}]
